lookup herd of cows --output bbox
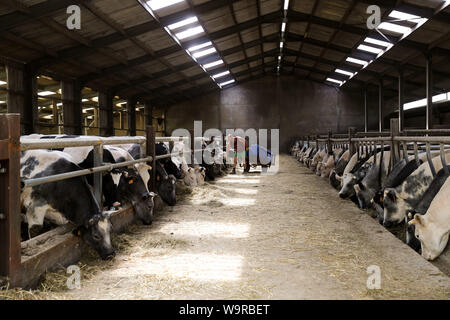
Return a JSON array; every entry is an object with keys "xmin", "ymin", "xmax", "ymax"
[
  {"xmin": 290, "ymin": 141, "xmax": 450, "ymax": 261},
  {"xmin": 19, "ymin": 134, "xmax": 229, "ymax": 260}
]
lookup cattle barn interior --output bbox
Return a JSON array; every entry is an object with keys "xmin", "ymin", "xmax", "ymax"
[{"xmin": 0, "ymin": 0, "xmax": 449, "ymax": 300}]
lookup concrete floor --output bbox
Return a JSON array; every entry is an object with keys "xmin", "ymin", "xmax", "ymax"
[{"xmin": 24, "ymin": 155, "xmax": 450, "ymax": 299}]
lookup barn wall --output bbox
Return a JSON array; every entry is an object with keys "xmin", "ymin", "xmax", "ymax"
[{"xmin": 166, "ymin": 75, "xmax": 368, "ymax": 152}]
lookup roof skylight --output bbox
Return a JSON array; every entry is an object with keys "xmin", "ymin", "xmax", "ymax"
[
  {"xmin": 203, "ymin": 60, "xmax": 224, "ymax": 69},
  {"xmin": 168, "ymin": 16, "xmax": 198, "ymax": 30},
  {"xmin": 192, "ymin": 47, "xmax": 216, "ymax": 58},
  {"xmin": 219, "ymin": 79, "xmax": 235, "ymax": 88},
  {"xmin": 147, "ymin": 0, "xmax": 184, "ymax": 11},
  {"xmin": 364, "ymin": 37, "xmax": 392, "ymax": 48},
  {"xmin": 335, "ymin": 69, "xmax": 354, "ymax": 77},
  {"xmin": 188, "ymin": 41, "xmax": 212, "ymax": 52},
  {"xmin": 326, "ymin": 78, "xmax": 343, "ymax": 85},
  {"xmin": 357, "ymin": 44, "xmax": 383, "ymax": 55},
  {"xmin": 389, "ymin": 10, "xmax": 421, "ymax": 21},
  {"xmin": 175, "ymin": 26, "xmax": 204, "ymax": 40},
  {"xmin": 212, "ymin": 71, "xmax": 230, "ymax": 79},
  {"xmin": 346, "ymin": 57, "xmax": 370, "ymax": 67},
  {"xmin": 378, "ymin": 22, "xmax": 411, "ymax": 35}
]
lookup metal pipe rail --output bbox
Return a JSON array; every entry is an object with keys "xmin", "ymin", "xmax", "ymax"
[
  {"xmin": 22, "ymin": 157, "xmax": 153, "ymax": 188},
  {"xmin": 20, "ymin": 136, "xmax": 147, "ymax": 151}
]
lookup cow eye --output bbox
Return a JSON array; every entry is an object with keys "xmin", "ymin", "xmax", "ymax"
[
  {"xmin": 92, "ymin": 233, "xmax": 101, "ymax": 241},
  {"xmin": 416, "ymin": 234, "xmax": 419, "ymax": 239}
]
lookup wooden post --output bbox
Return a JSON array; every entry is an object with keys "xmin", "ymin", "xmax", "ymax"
[
  {"xmin": 144, "ymin": 101, "xmax": 153, "ymax": 127},
  {"xmin": 348, "ymin": 127, "xmax": 356, "ymax": 156},
  {"xmin": 6, "ymin": 64, "xmax": 38, "ymax": 134},
  {"xmin": 0, "ymin": 114, "xmax": 22, "ymax": 287},
  {"xmin": 127, "ymin": 98, "xmax": 137, "ymax": 136},
  {"xmin": 426, "ymin": 54, "xmax": 433, "ymax": 130},
  {"xmin": 99, "ymin": 91, "xmax": 114, "ymax": 137},
  {"xmin": 146, "ymin": 126, "xmax": 156, "ymax": 192},
  {"xmin": 61, "ymin": 80, "xmax": 82, "ymax": 135},
  {"xmin": 327, "ymin": 130, "xmax": 332, "ymax": 154},
  {"xmin": 390, "ymin": 118, "xmax": 400, "ymax": 165}
]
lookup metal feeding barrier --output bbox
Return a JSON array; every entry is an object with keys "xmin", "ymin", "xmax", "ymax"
[
  {"xmin": 0, "ymin": 114, "xmax": 209, "ymax": 288},
  {"xmin": 295, "ymin": 118, "xmax": 450, "ymax": 178}
]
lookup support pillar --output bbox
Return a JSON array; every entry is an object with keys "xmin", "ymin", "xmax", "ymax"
[
  {"xmin": 426, "ymin": 54, "xmax": 433, "ymax": 130},
  {"xmin": 99, "ymin": 90, "xmax": 114, "ymax": 137},
  {"xmin": 6, "ymin": 64, "xmax": 38, "ymax": 134},
  {"xmin": 127, "ymin": 98, "xmax": 137, "ymax": 136},
  {"xmin": 61, "ymin": 80, "xmax": 82, "ymax": 135}
]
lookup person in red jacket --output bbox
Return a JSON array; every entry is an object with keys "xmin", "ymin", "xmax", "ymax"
[{"xmin": 226, "ymin": 135, "xmax": 249, "ymax": 174}]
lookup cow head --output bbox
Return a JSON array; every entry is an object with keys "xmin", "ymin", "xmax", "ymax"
[
  {"xmin": 409, "ymin": 214, "xmax": 449, "ymax": 260},
  {"xmin": 405, "ymin": 210, "xmax": 422, "ymax": 253},
  {"xmin": 157, "ymin": 173, "xmax": 177, "ymax": 206},
  {"xmin": 195, "ymin": 167, "xmax": 206, "ymax": 185},
  {"xmin": 78, "ymin": 213, "xmax": 115, "ymax": 260},
  {"xmin": 134, "ymin": 162, "xmax": 152, "ymax": 193},
  {"xmin": 339, "ymin": 173, "xmax": 357, "ymax": 199},
  {"xmin": 382, "ymin": 188, "xmax": 407, "ymax": 227},
  {"xmin": 119, "ymin": 167, "xmax": 155, "ymax": 225},
  {"xmin": 354, "ymin": 181, "xmax": 377, "ymax": 209},
  {"xmin": 183, "ymin": 167, "xmax": 197, "ymax": 187}
]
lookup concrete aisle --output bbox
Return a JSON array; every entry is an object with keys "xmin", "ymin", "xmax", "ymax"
[{"xmin": 30, "ymin": 155, "xmax": 450, "ymax": 299}]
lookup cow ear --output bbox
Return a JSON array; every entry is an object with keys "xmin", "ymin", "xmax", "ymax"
[
  {"xmin": 164, "ymin": 176, "xmax": 168, "ymax": 180},
  {"xmin": 412, "ymin": 214, "xmax": 423, "ymax": 226},
  {"xmin": 73, "ymin": 227, "xmax": 83, "ymax": 237},
  {"xmin": 89, "ymin": 218, "xmax": 95, "ymax": 226},
  {"xmin": 387, "ymin": 190, "xmax": 397, "ymax": 202}
]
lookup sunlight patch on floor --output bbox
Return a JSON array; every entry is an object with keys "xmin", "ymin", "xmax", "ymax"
[
  {"xmin": 111, "ymin": 253, "xmax": 244, "ymax": 281},
  {"xmin": 216, "ymin": 178, "xmax": 261, "ymax": 184},
  {"xmin": 158, "ymin": 221, "xmax": 250, "ymax": 238},
  {"xmin": 217, "ymin": 186, "xmax": 259, "ymax": 195}
]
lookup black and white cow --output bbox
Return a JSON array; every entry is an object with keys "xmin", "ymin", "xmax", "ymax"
[
  {"xmin": 119, "ymin": 144, "xmax": 177, "ymax": 206},
  {"xmin": 27, "ymin": 134, "xmax": 123, "ymax": 209},
  {"xmin": 102, "ymin": 146, "xmax": 156, "ymax": 225},
  {"xmin": 409, "ymin": 176, "xmax": 450, "ymax": 260},
  {"xmin": 155, "ymin": 161, "xmax": 177, "ymax": 206},
  {"xmin": 405, "ymin": 166, "xmax": 450, "ymax": 252},
  {"xmin": 156, "ymin": 143, "xmax": 184, "ymax": 179},
  {"xmin": 353, "ymin": 151, "xmax": 391, "ymax": 209},
  {"xmin": 338, "ymin": 152, "xmax": 374, "ymax": 201},
  {"xmin": 20, "ymin": 150, "xmax": 115, "ymax": 259},
  {"xmin": 371, "ymin": 158, "xmax": 421, "ymax": 224},
  {"xmin": 329, "ymin": 150, "xmax": 351, "ymax": 189},
  {"xmin": 382, "ymin": 151, "xmax": 450, "ymax": 227}
]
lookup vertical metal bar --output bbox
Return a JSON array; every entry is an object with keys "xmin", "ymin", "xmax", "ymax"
[
  {"xmin": 414, "ymin": 142, "xmax": 419, "ymax": 164},
  {"xmin": 390, "ymin": 118, "xmax": 400, "ymax": 165},
  {"xmin": 93, "ymin": 144, "xmax": 103, "ymax": 206},
  {"xmin": 398, "ymin": 69, "xmax": 404, "ymax": 132},
  {"xmin": 426, "ymin": 54, "xmax": 433, "ymax": 130},
  {"xmin": 146, "ymin": 126, "xmax": 156, "ymax": 192},
  {"xmin": 403, "ymin": 142, "xmax": 408, "ymax": 162},
  {"xmin": 440, "ymin": 143, "xmax": 449, "ymax": 175},
  {"xmin": 0, "ymin": 114, "xmax": 22, "ymax": 287},
  {"xmin": 426, "ymin": 142, "xmax": 436, "ymax": 178},
  {"xmin": 379, "ymin": 78, "xmax": 384, "ymax": 132}
]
